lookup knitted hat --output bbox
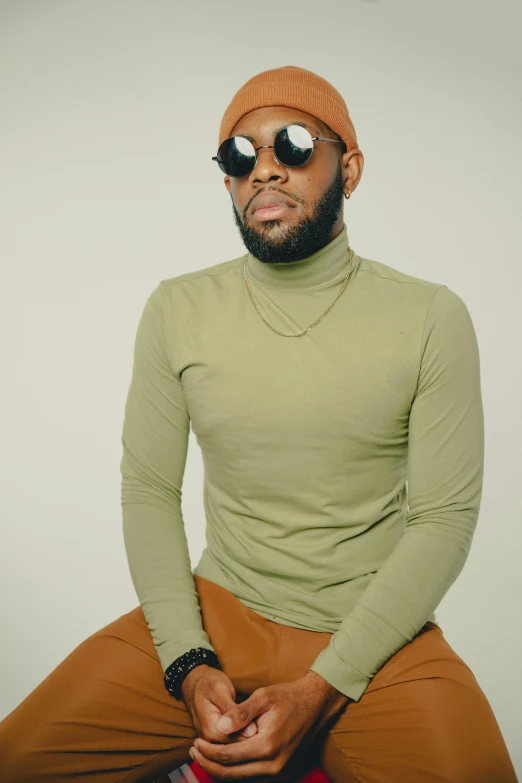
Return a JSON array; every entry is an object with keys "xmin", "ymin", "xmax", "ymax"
[{"xmin": 218, "ymin": 65, "xmax": 360, "ymax": 154}]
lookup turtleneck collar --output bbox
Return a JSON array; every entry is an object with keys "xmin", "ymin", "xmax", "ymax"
[{"xmin": 243, "ymin": 223, "xmax": 358, "ymax": 291}]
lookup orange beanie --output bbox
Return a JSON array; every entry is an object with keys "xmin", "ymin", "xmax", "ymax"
[{"xmin": 218, "ymin": 65, "xmax": 360, "ymax": 154}]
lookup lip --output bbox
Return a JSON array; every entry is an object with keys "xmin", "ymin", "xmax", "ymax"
[
  {"xmin": 253, "ymin": 204, "xmax": 293, "ymax": 221},
  {"xmin": 251, "ymin": 193, "xmax": 295, "ymax": 221}
]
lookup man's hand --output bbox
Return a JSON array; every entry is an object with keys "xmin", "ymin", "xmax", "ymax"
[
  {"xmin": 181, "ymin": 665, "xmax": 258, "ymax": 745},
  {"xmin": 188, "ymin": 670, "xmax": 353, "ymax": 780}
]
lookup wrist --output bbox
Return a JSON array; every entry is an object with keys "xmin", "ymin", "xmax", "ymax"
[
  {"xmin": 181, "ymin": 663, "xmax": 211, "ymax": 697},
  {"xmin": 301, "ymin": 670, "xmax": 352, "ymax": 710},
  {"xmin": 164, "ymin": 647, "xmax": 221, "ymax": 701}
]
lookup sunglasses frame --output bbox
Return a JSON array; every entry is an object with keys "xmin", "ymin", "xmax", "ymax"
[{"xmin": 212, "ymin": 124, "xmax": 343, "ymax": 178}]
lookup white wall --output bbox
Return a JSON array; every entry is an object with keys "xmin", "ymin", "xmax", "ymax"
[{"xmin": 1, "ymin": 0, "xmax": 521, "ymax": 774}]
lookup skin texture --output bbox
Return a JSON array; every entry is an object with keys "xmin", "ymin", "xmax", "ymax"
[
  {"xmin": 183, "ymin": 663, "xmax": 353, "ymax": 781},
  {"xmin": 225, "ymin": 105, "xmax": 364, "ymax": 265},
  {"xmin": 184, "ymin": 106, "xmax": 364, "ymax": 780},
  {"xmin": 181, "ymin": 665, "xmax": 259, "ymax": 745}
]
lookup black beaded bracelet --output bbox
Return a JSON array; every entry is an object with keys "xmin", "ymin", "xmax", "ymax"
[{"xmin": 164, "ymin": 647, "xmax": 222, "ymax": 701}]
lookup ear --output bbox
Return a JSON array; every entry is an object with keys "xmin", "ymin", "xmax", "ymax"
[
  {"xmin": 343, "ymin": 149, "xmax": 364, "ymax": 195},
  {"xmin": 224, "ymin": 176, "xmax": 231, "ymax": 195}
]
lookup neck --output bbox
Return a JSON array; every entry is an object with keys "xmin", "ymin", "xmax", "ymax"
[{"xmin": 245, "ymin": 223, "xmax": 357, "ymax": 291}]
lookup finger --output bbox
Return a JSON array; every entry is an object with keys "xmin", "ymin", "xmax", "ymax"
[
  {"xmin": 193, "ymin": 735, "xmax": 268, "ymax": 764},
  {"xmin": 214, "ymin": 689, "xmax": 266, "ymax": 735},
  {"xmin": 190, "ymin": 742, "xmax": 281, "ymax": 781},
  {"xmin": 207, "ymin": 689, "xmax": 238, "ymax": 723},
  {"xmin": 198, "ymin": 692, "xmax": 240, "ymax": 741},
  {"xmin": 225, "ymin": 723, "xmax": 257, "ymax": 744},
  {"xmin": 240, "ymin": 721, "xmax": 258, "ymax": 737}
]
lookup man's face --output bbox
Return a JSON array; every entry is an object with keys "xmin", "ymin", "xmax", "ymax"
[{"xmin": 223, "ymin": 106, "xmax": 358, "ymax": 264}]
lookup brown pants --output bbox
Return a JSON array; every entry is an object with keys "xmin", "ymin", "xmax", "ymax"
[{"xmin": 0, "ymin": 575, "xmax": 517, "ymax": 783}]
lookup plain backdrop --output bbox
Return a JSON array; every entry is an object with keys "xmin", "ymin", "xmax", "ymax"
[{"xmin": 1, "ymin": 0, "xmax": 521, "ymax": 775}]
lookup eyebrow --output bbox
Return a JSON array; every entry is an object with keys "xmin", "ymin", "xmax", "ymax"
[{"xmin": 238, "ymin": 121, "xmax": 320, "ymax": 144}]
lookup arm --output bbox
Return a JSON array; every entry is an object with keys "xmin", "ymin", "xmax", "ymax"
[
  {"xmin": 309, "ymin": 285, "xmax": 485, "ymax": 702},
  {"xmin": 120, "ymin": 282, "xmax": 215, "ymax": 672}
]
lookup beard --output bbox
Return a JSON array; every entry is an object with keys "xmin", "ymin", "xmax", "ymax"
[{"xmin": 231, "ymin": 160, "xmax": 345, "ymax": 265}]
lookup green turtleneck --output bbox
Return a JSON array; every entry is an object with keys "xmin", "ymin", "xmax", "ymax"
[{"xmin": 120, "ymin": 224, "xmax": 484, "ymax": 702}]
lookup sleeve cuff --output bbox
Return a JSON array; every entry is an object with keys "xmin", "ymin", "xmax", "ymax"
[
  {"xmin": 308, "ymin": 638, "xmax": 371, "ymax": 703},
  {"xmin": 158, "ymin": 632, "xmax": 218, "ymax": 674}
]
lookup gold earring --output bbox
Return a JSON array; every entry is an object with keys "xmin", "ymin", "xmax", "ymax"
[{"xmin": 344, "ymin": 188, "xmax": 351, "ymax": 200}]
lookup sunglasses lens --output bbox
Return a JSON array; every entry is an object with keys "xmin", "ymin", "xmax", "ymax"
[
  {"xmin": 274, "ymin": 125, "xmax": 313, "ymax": 167},
  {"xmin": 216, "ymin": 136, "xmax": 256, "ymax": 177},
  {"xmin": 215, "ymin": 125, "xmax": 314, "ymax": 177}
]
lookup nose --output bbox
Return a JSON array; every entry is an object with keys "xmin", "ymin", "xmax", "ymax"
[{"xmin": 248, "ymin": 146, "xmax": 287, "ymax": 185}]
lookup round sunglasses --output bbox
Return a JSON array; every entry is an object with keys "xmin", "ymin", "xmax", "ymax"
[{"xmin": 212, "ymin": 124, "xmax": 343, "ymax": 178}]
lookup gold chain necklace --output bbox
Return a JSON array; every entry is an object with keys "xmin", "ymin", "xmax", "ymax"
[{"xmin": 243, "ymin": 247, "xmax": 354, "ymax": 338}]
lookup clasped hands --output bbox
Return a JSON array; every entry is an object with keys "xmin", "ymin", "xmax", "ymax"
[{"xmin": 185, "ymin": 668, "xmax": 352, "ymax": 781}]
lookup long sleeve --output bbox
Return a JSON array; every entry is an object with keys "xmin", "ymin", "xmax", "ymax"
[
  {"xmin": 309, "ymin": 285, "xmax": 485, "ymax": 702},
  {"xmin": 120, "ymin": 282, "xmax": 216, "ymax": 673}
]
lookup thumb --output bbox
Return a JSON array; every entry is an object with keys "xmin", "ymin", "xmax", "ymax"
[{"xmin": 215, "ymin": 692, "xmax": 260, "ymax": 734}]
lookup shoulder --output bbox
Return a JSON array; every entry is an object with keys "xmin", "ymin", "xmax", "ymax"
[
  {"xmin": 159, "ymin": 256, "xmax": 244, "ymax": 290},
  {"xmin": 357, "ymin": 254, "xmax": 471, "ymax": 318},
  {"xmin": 358, "ymin": 254, "xmax": 443, "ymax": 291}
]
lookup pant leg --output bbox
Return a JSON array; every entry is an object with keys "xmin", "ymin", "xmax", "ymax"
[
  {"xmin": 311, "ymin": 622, "xmax": 518, "ymax": 783},
  {"xmin": 0, "ymin": 575, "xmax": 281, "ymax": 783}
]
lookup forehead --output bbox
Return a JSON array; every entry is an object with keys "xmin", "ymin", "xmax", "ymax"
[{"xmin": 230, "ymin": 106, "xmax": 326, "ymax": 142}]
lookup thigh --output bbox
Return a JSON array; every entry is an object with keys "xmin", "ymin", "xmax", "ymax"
[
  {"xmin": 319, "ymin": 623, "xmax": 518, "ymax": 783},
  {"xmin": 0, "ymin": 574, "xmax": 277, "ymax": 783},
  {"xmin": 0, "ymin": 605, "xmax": 194, "ymax": 783}
]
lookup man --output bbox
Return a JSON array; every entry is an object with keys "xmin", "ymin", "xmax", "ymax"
[{"xmin": 0, "ymin": 66, "xmax": 517, "ymax": 783}]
